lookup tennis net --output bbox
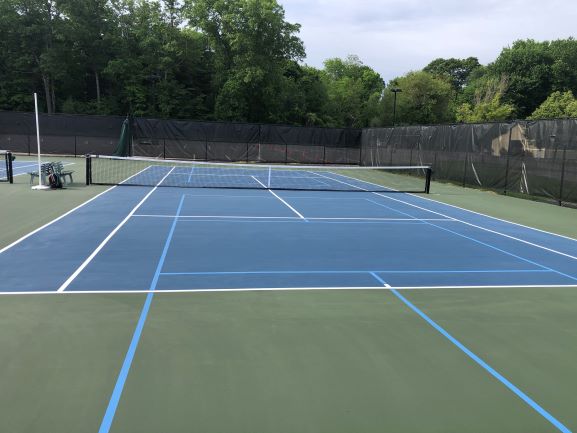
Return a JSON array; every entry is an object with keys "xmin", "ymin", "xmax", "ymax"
[
  {"xmin": 86, "ymin": 155, "xmax": 432, "ymax": 193},
  {"xmin": 1, "ymin": 151, "xmax": 13, "ymax": 183}
]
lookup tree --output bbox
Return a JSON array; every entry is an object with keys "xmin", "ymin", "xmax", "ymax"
[
  {"xmin": 104, "ymin": 0, "xmax": 210, "ymax": 118},
  {"xmin": 529, "ymin": 91, "xmax": 577, "ymax": 119},
  {"xmin": 423, "ymin": 57, "xmax": 481, "ymax": 91},
  {"xmin": 9, "ymin": 0, "xmax": 67, "ymax": 113},
  {"xmin": 185, "ymin": 0, "xmax": 305, "ymax": 122},
  {"xmin": 384, "ymin": 71, "xmax": 454, "ymax": 125},
  {"xmin": 548, "ymin": 38, "xmax": 577, "ymax": 94},
  {"xmin": 487, "ymin": 39, "xmax": 554, "ymax": 118},
  {"xmin": 455, "ymin": 76, "xmax": 515, "ymax": 122},
  {"xmin": 57, "ymin": 0, "xmax": 117, "ymax": 110},
  {"xmin": 321, "ymin": 55, "xmax": 385, "ymax": 127}
]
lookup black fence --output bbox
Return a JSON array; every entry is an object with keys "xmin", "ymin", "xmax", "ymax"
[
  {"xmin": 132, "ymin": 118, "xmax": 361, "ymax": 164},
  {"xmin": 1, "ymin": 111, "xmax": 576, "ymax": 206},
  {"xmin": 362, "ymin": 120, "xmax": 577, "ymax": 206},
  {"xmin": 0, "ymin": 112, "xmax": 362, "ymax": 165},
  {"xmin": 0, "ymin": 111, "xmax": 124, "ymax": 156}
]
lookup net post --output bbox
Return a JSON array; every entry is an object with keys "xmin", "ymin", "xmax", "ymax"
[
  {"xmin": 8, "ymin": 152, "xmax": 13, "ymax": 184},
  {"xmin": 85, "ymin": 154, "xmax": 92, "ymax": 185},
  {"xmin": 267, "ymin": 165, "xmax": 272, "ymax": 188},
  {"xmin": 425, "ymin": 166, "xmax": 432, "ymax": 194}
]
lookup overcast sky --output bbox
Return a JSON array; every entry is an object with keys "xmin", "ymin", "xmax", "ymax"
[{"xmin": 281, "ymin": 0, "xmax": 577, "ymax": 82}]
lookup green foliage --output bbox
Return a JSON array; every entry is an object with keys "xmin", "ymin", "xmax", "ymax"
[
  {"xmin": 185, "ymin": 0, "xmax": 305, "ymax": 123},
  {"xmin": 487, "ymin": 40, "xmax": 555, "ymax": 118},
  {"xmin": 529, "ymin": 91, "xmax": 577, "ymax": 119},
  {"xmin": 455, "ymin": 76, "xmax": 515, "ymax": 122},
  {"xmin": 423, "ymin": 57, "xmax": 481, "ymax": 90},
  {"xmin": 4, "ymin": 2, "xmax": 577, "ymax": 128},
  {"xmin": 383, "ymin": 71, "xmax": 454, "ymax": 125},
  {"xmin": 321, "ymin": 55, "xmax": 385, "ymax": 127}
]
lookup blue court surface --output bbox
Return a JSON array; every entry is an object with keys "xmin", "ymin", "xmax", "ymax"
[{"xmin": 1, "ymin": 168, "xmax": 576, "ymax": 293}]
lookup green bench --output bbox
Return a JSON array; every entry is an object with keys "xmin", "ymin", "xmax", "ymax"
[{"xmin": 29, "ymin": 162, "xmax": 75, "ymax": 186}]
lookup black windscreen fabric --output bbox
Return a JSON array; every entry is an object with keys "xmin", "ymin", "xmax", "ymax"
[
  {"xmin": 260, "ymin": 125, "xmax": 360, "ymax": 148},
  {"xmin": 286, "ymin": 145, "xmax": 324, "ymax": 164},
  {"xmin": 132, "ymin": 118, "xmax": 361, "ymax": 163},
  {"xmin": 164, "ymin": 139, "xmax": 207, "ymax": 160},
  {"xmin": 0, "ymin": 112, "xmax": 125, "ymax": 155},
  {"xmin": 361, "ymin": 120, "xmax": 577, "ymax": 206},
  {"xmin": 0, "ymin": 133, "xmax": 29, "ymax": 153},
  {"xmin": 563, "ymin": 157, "xmax": 577, "ymax": 204},
  {"xmin": 253, "ymin": 143, "xmax": 287, "ymax": 163}
]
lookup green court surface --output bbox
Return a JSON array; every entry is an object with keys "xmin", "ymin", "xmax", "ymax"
[{"xmin": 0, "ymin": 157, "xmax": 576, "ymax": 433}]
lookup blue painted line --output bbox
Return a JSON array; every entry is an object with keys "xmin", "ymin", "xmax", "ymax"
[
  {"xmin": 390, "ymin": 287, "xmax": 572, "ymax": 433},
  {"xmin": 97, "ymin": 291, "xmax": 154, "ymax": 433},
  {"xmin": 366, "ymin": 199, "xmax": 577, "ymax": 284},
  {"xmin": 98, "ymin": 194, "xmax": 186, "ymax": 433},
  {"xmin": 370, "ymin": 272, "xmax": 387, "ymax": 286},
  {"xmin": 160, "ymin": 269, "xmax": 550, "ymax": 277}
]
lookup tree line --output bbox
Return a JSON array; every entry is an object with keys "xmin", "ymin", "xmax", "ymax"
[{"xmin": 1, "ymin": 0, "xmax": 577, "ymax": 128}]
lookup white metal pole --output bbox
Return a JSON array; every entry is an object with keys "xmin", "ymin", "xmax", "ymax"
[{"xmin": 32, "ymin": 93, "xmax": 49, "ymax": 190}]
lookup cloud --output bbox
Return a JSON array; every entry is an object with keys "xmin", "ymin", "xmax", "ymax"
[{"xmin": 281, "ymin": 0, "xmax": 577, "ymax": 81}]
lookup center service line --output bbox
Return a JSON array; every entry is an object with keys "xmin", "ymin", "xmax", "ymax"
[
  {"xmin": 251, "ymin": 176, "xmax": 307, "ymax": 220},
  {"xmin": 98, "ymin": 194, "xmax": 185, "ymax": 433},
  {"xmin": 369, "ymin": 272, "xmax": 572, "ymax": 433}
]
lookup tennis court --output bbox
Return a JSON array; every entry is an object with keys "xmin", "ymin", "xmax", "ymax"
[{"xmin": 1, "ymin": 157, "xmax": 576, "ymax": 432}]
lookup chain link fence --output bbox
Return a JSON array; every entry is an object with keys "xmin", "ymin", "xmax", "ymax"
[
  {"xmin": 1, "ymin": 111, "xmax": 575, "ymax": 206},
  {"xmin": 362, "ymin": 120, "xmax": 577, "ymax": 206}
]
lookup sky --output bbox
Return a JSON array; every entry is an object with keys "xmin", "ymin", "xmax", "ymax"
[{"xmin": 281, "ymin": 0, "xmax": 577, "ymax": 82}]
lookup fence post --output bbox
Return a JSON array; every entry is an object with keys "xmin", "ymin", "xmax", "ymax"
[
  {"xmin": 462, "ymin": 152, "xmax": 468, "ymax": 187},
  {"xmin": 358, "ymin": 132, "xmax": 364, "ymax": 166},
  {"xmin": 558, "ymin": 145, "xmax": 568, "ymax": 206},
  {"xmin": 503, "ymin": 126, "xmax": 513, "ymax": 194}
]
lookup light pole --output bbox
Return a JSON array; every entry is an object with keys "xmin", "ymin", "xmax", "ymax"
[{"xmin": 391, "ymin": 87, "xmax": 402, "ymax": 126}]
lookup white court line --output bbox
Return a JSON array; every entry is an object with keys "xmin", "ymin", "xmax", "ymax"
[
  {"xmin": 252, "ymin": 176, "xmax": 306, "ymax": 220},
  {"xmin": 323, "ymin": 171, "xmax": 577, "ymax": 263},
  {"xmin": 374, "ymin": 192, "xmax": 577, "ymax": 262},
  {"xmin": 1, "ymin": 165, "xmax": 155, "ymax": 256},
  {"xmin": 1, "ymin": 284, "xmax": 576, "ymax": 296},
  {"xmin": 1, "ymin": 186, "xmax": 117, "ymax": 254},
  {"xmin": 132, "ymin": 214, "xmax": 453, "ymax": 221},
  {"xmin": 56, "ymin": 167, "xmax": 176, "ymax": 292},
  {"xmin": 412, "ymin": 193, "xmax": 577, "ymax": 243}
]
